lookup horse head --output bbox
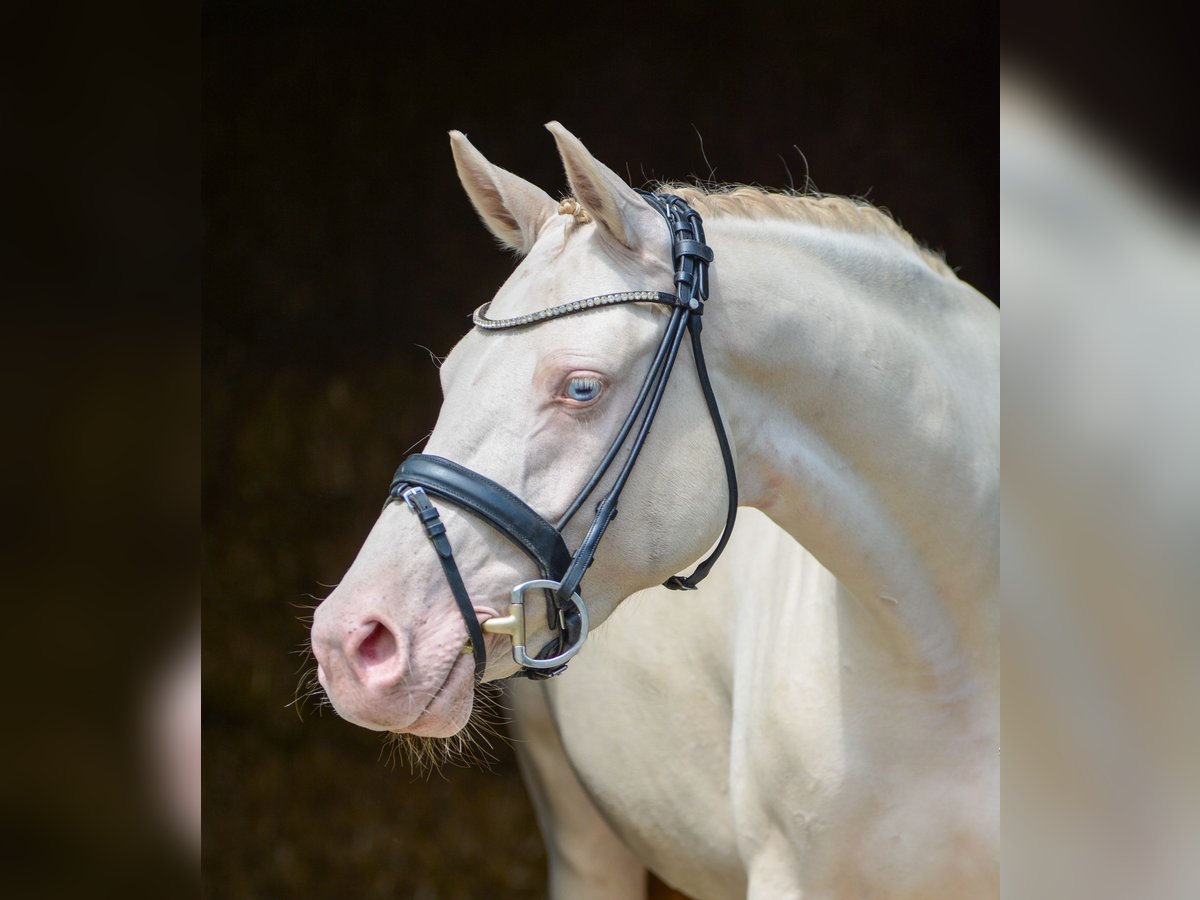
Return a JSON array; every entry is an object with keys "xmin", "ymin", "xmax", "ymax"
[{"xmin": 312, "ymin": 125, "xmax": 732, "ymax": 736}]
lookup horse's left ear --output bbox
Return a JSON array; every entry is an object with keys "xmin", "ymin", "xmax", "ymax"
[
  {"xmin": 450, "ymin": 130, "xmax": 558, "ymax": 255},
  {"xmin": 546, "ymin": 122, "xmax": 658, "ymax": 251}
]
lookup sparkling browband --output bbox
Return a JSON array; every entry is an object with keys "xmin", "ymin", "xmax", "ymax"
[{"xmin": 472, "ymin": 290, "xmax": 682, "ymax": 331}]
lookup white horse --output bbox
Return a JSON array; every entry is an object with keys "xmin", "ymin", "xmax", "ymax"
[{"xmin": 312, "ymin": 124, "xmax": 998, "ymax": 898}]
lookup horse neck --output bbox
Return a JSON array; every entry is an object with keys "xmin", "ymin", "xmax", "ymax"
[{"xmin": 704, "ymin": 217, "xmax": 999, "ymax": 692}]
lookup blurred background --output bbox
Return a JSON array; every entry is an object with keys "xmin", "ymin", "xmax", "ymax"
[
  {"xmin": 203, "ymin": 1, "xmax": 996, "ymax": 896},
  {"xmin": 1003, "ymin": 8, "xmax": 1200, "ymax": 899}
]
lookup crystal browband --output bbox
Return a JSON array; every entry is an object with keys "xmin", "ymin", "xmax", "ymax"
[{"xmin": 472, "ymin": 290, "xmax": 683, "ymax": 331}]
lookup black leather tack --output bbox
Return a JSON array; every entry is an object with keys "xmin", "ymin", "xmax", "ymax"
[
  {"xmin": 392, "ymin": 455, "xmax": 571, "ymax": 579},
  {"xmin": 395, "ymin": 487, "xmax": 487, "ymax": 680},
  {"xmin": 676, "ymin": 239, "xmax": 714, "ymax": 262}
]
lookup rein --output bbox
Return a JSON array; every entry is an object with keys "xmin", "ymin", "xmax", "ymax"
[{"xmin": 387, "ymin": 192, "xmax": 738, "ymax": 679}]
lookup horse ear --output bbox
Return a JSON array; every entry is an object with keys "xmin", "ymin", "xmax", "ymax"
[
  {"xmin": 545, "ymin": 122, "xmax": 655, "ymax": 251},
  {"xmin": 449, "ymin": 131, "xmax": 557, "ymax": 255}
]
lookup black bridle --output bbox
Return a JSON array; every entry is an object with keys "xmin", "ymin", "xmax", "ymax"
[{"xmin": 387, "ymin": 192, "xmax": 738, "ymax": 679}]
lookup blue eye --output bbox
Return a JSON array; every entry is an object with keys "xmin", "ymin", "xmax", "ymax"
[{"xmin": 565, "ymin": 376, "xmax": 602, "ymax": 403}]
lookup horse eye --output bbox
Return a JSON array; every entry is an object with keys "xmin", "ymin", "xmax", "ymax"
[{"xmin": 565, "ymin": 376, "xmax": 602, "ymax": 403}]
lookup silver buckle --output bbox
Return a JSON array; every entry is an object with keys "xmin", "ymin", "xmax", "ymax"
[
  {"xmin": 481, "ymin": 579, "xmax": 590, "ymax": 669},
  {"xmin": 400, "ymin": 485, "xmax": 430, "ymax": 511}
]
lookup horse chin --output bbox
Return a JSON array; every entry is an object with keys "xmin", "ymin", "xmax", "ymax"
[{"xmin": 400, "ymin": 651, "xmax": 477, "ymax": 738}]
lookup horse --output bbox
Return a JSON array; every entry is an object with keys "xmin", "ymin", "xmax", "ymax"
[{"xmin": 311, "ymin": 123, "xmax": 998, "ymax": 898}]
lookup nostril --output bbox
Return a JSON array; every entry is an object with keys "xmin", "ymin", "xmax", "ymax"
[{"xmin": 354, "ymin": 620, "xmax": 397, "ymax": 669}]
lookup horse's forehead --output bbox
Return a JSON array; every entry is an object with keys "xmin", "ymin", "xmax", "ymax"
[
  {"xmin": 493, "ymin": 221, "xmax": 647, "ymax": 312},
  {"xmin": 442, "ymin": 219, "xmax": 669, "ymax": 387}
]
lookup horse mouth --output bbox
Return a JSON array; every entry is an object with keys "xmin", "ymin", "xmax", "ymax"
[
  {"xmin": 387, "ymin": 607, "xmax": 500, "ymax": 736},
  {"xmin": 402, "ymin": 647, "xmax": 477, "ymax": 737}
]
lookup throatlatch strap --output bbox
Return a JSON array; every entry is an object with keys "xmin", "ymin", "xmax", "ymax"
[{"xmin": 662, "ymin": 314, "xmax": 739, "ymax": 590}]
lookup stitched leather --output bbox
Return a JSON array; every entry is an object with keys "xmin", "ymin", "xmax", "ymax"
[{"xmin": 392, "ymin": 455, "xmax": 572, "ymax": 579}]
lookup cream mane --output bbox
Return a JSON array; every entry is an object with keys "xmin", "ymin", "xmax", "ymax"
[{"xmin": 563, "ymin": 183, "xmax": 955, "ymax": 277}]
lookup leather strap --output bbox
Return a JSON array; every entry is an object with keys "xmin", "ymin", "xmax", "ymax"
[
  {"xmin": 396, "ymin": 486, "xmax": 487, "ymax": 680},
  {"xmin": 553, "ymin": 305, "xmax": 689, "ymax": 529},
  {"xmin": 392, "ymin": 455, "xmax": 572, "ymax": 579},
  {"xmin": 662, "ymin": 314, "xmax": 739, "ymax": 589},
  {"xmin": 552, "ymin": 306, "xmax": 691, "ymax": 607},
  {"xmin": 636, "ymin": 191, "xmax": 739, "ymax": 591}
]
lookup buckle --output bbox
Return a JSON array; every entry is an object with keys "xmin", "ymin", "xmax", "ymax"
[
  {"xmin": 662, "ymin": 574, "xmax": 698, "ymax": 590},
  {"xmin": 401, "ymin": 485, "xmax": 431, "ymax": 512}
]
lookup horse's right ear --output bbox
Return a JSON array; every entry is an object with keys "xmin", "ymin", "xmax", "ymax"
[{"xmin": 449, "ymin": 131, "xmax": 557, "ymax": 255}]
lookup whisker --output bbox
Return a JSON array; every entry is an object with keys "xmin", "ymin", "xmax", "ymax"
[
  {"xmin": 415, "ymin": 344, "xmax": 447, "ymax": 369},
  {"xmin": 400, "ymin": 431, "xmax": 434, "ymax": 457},
  {"xmin": 381, "ymin": 681, "xmax": 512, "ymax": 778}
]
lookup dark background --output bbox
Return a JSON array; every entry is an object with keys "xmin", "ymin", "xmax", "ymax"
[{"xmin": 203, "ymin": 2, "xmax": 997, "ymax": 896}]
